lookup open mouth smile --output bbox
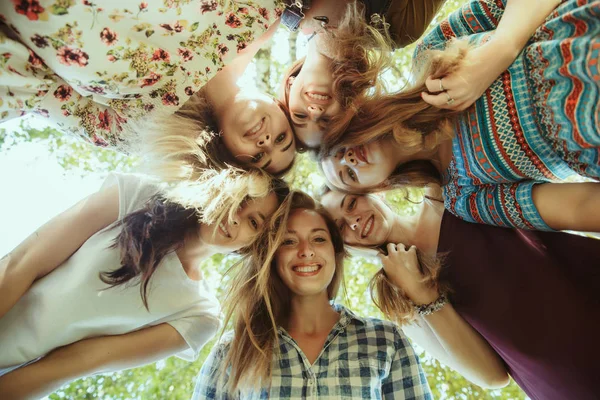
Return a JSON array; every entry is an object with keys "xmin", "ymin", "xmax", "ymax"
[
  {"xmin": 361, "ymin": 215, "xmax": 374, "ymax": 238},
  {"xmin": 245, "ymin": 117, "xmax": 265, "ymax": 139},
  {"xmin": 218, "ymin": 221, "xmax": 231, "ymax": 238},
  {"xmin": 292, "ymin": 263, "xmax": 322, "ymax": 277}
]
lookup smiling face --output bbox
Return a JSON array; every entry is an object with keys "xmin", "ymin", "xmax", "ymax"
[
  {"xmin": 321, "ymin": 136, "xmax": 398, "ymax": 191},
  {"xmin": 274, "ymin": 209, "xmax": 337, "ymax": 298},
  {"xmin": 321, "ymin": 190, "xmax": 395, "ymax": 247},
  {"xmin": 286, "ymin": 42, "xmax": 342, "ymax": 149},
  {"xmin": 220, "ymin": 91, "xmax": 296, "ymax": 174},
  {"xmin": 200, "ymin": 192, "xmax": 280, "ymax": 253}
]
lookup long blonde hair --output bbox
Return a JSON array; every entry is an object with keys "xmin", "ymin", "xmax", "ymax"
[
  {"xmin": 134, "ymin": 90, "xmax": 237, "ymax": 183},
  {"xmin": 320, "ymin": 40, "xmax": 472, "ymax": 188},
  {"xmin": 219, "ymin": 191, "xmax": 348, "ymax": 393}
]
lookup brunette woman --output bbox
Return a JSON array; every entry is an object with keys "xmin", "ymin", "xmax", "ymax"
[
  {"xmin": 0, "ymin": 169, "xmax": 289, "ymax": 399},
  {"xmin": 321, "ymin": 0, "xmax": 600, "ymax": 232},
  {"xmin": 321, "ymin": 187, "xmax": 600, "ymax": 400},
  {"xmin": 193, "ymin": 192, "xmax": 433, "ymax": 399}
]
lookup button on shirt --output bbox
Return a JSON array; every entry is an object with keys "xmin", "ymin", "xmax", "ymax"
[{"xmin": 193, "ymin": 304, "xmax": 432, "ymax": 399}]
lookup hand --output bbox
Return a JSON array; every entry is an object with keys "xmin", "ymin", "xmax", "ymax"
[
  {"xmin": 378, "ymin": 243, "xmax": 438, "ymax": 305},
  {"xmin": 421, "ymin": 38, "xmax": 518, "ymax": 111}
]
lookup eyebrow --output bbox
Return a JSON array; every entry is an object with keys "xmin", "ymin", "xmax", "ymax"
[
  {"xmin": 281, "ymin": 137, "xmax": 294, "ymax": 153},
  {"xmin": 340, "ymin": 195, "xmax": 347, "ymax": 211},
  {"xmin": 262, "ymin": 159, "xmax": 272, "ymax": 170},
  {"xmin": 338, "ymin": 170, "xmax": 347, "ymax": 187},
  {"xmin": 287, "ymin": 228, "xmax": 328, "ymax": 234},
  {"xmin": 258, "ymin": 212, "xmax": 266, "ymax": 221},
  {"xmin": 293, "ymin": 121, "xmax": 308, "ymax": 129}
]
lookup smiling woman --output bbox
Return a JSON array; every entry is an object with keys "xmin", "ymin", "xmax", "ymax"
[
  {"xmin": 193, "ymin": 191, "xmax": 433, "ymax": 399},
  {"xmin": 0, "ymin": 169, "xmax": 290, "ymax": 399}
]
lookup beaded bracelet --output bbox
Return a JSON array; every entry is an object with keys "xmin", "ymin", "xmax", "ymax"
[{"xmin": 409, "ymin": 293, "xmax": 448, "ymax": 317}]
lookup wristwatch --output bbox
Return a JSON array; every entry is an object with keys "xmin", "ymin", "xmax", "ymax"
[{"xmin": 281, "ymin": 0, "xmax": 312, "ymax": 32}]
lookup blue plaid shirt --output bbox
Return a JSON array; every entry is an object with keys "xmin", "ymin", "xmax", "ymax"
[{"xmin": 193, "ymin": 304, "xmax": 432, "ymax": 399}]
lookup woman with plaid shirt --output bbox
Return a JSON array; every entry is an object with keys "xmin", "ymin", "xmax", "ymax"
[{"xmin": 193, "ymin": 191, "xmax": 432, "ymax": 399}]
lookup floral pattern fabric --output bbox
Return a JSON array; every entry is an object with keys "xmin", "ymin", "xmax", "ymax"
[{"xmin": 0, "ymin": 0, "xmax": 283, "ymax": 147}]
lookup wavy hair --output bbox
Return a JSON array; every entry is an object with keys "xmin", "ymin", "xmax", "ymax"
[
  {"xmin": 100, "ymin": 169, "xmax": 290, "ymax": 310},
  {"xmin": 219, "ymin": 191, "xmax": 347, "ymax": 393},
  {"xmin": 319, "ymin": 40, "xmax": 473, "ymax": 189},
  {"xmin": 280, "ymin": 1, "xmax": 393, "ymax": 150}
]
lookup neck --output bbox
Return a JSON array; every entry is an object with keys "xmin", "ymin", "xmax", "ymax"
[
  {"xmin": 175, "ymin": 229, "xmax": 218, "ymax": 280},
  {"xmin": 389, "ymin": 200, "xmax": 444, "ymax": 255},
  {"xmin": 286, "ymin": 292, "xmax": 340, "ymax": 335}
]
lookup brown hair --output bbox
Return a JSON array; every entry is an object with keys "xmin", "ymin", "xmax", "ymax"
[
  {"xmin": 219, "ymin": 191, "xmax": 347, "ymax": 393},
  {"xmin": 100, "ymin": 169, "xmax": 290, "ymax": 310},
  {"xmin": 319, "ymin": 40, "xmax": 473, "ymax": 189},
  {"xmin": 319, "ymin": 186, "xmax": 448, "ymax": 325},
  {"xmin": 280, "ymin": 1, "xmax": 393, "ymax": 150}
]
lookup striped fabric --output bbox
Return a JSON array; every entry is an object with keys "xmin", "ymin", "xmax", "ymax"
[
  {"xmin": 193, "ymin": 304, "xmax": 432, "ymax": 400},
  {"xmin": 415, "ymin": 0, "xmax": 600, "ymax": 230}
]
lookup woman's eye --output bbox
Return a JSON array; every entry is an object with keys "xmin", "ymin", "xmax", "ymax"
[
  {"xmin": 250, "ymin": 218, "xmax": 259, "ymax": 230},
  {"xmin": 294, "ymin": 113, "xmax": 306, "ymax": 119},
  {"xmin": 251, "ymin": 152, "xmax": 265, "ymax": 163},
  {"xmin": 347, "ymin": 167, "xmax": 357, "ymax": 182},
  {"xmin": 275, "ymin": 132, "xmax": 286, "ymax": 144},
  {"xmin": 348, "ymin": 198, "xmax": 356, "ymax": 211},
  {"xmin": 338, "ymin": 222, "xmax": 345, "ymax": 232},
  {"xmin": 282, "ymin": 239, "xmax": 295, "ymax": 246},
  {"xmin": 314, "ymin": 237, "xmax": 327, "ymax": 243}
]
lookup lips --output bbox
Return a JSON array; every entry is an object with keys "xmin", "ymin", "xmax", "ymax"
[
  {"xmin": 292, "ymin": 263, "xmax": 322, "ymax": 277},
  {"xmin": 305, "ymin": 91, "xmax": 332, "ymax": 105},
  {"xmin": 244, "ymin": 117, "xmax": 265, "ymax": 140},
  {"xmin": 218, "ymin": 221, "xmax": 231, "ymax": 238},
  {"xmin": 361, "ymin": 215, "xmax": 374, "ymax": 238},
  {"xmin": 351, "ymin": 145, "xmax": 368, "ymax": 164}
]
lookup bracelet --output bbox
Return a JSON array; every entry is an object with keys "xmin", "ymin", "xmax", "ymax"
[{"xmin": 409, "ymin": 293, "xmax": 448, "ymax": 317}]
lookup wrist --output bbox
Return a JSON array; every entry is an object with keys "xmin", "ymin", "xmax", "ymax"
[{"xmin": 409, "ymin": 293, "xmax": 448, "ymax": 317}]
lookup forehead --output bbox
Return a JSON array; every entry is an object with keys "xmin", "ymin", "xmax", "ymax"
[
  {"xmin": 244, "ymin": 192, "xmax": 279, "ymax": 215},
  {"xmin": 287, "ymin": 209, "xmax": 329, "ymax": 233},
  {"xmin": 320, "ymin": 191, "xmax": 344, "ymax": 215},
  {"xmin": 320, "ymin": 157, "xmax": 344, "ymax": 190},
  {"xmin": 267, "ymin": 139, "xmax": 296, "ymax": 174},
  {"xmin": 294, "ymin": 125, "xmax": 323, "ymax": 148}
]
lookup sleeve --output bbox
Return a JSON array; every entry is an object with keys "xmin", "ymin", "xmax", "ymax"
[
  {"xmin": 167, "ymin": 314, "xmax": 220, "ymax": 362},
  {"xmin": 444, "ymin": 181, "xmax": 554, "ymax": 231},
  {"xmin": 99, "ymin": 173, "xmax": 161, "ymax": 219},
  {"xmin": 192, "ymin": 340, "xmax": 238, "ymax": 400},
  {"xmin": 387, "ymin": 0, "xmax": 447, "ymax": 47},
  {"xmin": 382, "ymin": 327, "xmax": 433, "ymax": 400},
  {"xmin": 413, "ymin": 0, "xmax": 508, "ymax": 56}
]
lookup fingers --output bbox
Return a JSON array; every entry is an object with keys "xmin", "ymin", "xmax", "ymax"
[
  {"xmin": 386, "ymin": 242, "xmax": 397, "ymax": 254},
  {"xmin": 421, "ymin": 92, "xmax": 466, "ymax": 111},
  {"xmin": 425, "ymin": 76, "xmax": 444, "ymax": 93}
]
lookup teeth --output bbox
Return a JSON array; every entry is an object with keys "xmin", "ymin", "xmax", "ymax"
[
  {"xmin": 247, "ymin": 118, "xmax": 263, "ymax": 136},
  {"xmin": 362, "ymin": 217, "xmax": 373, "ymax": 237},
  {"xmin": 307, "ymin": 93, "xmax": 330, "ymax": 101},
  {"xmin": 293, "ymin": 265, "xmax": 319, "ymax": 273},
  {"xmin": 219, "ymin": 222, "xmax": 229, "ymax": 237}
]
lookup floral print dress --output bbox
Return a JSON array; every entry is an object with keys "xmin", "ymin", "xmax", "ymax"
[{"xmin": 0, "ymin": 0, "xmax": 283, "ymax": 147}]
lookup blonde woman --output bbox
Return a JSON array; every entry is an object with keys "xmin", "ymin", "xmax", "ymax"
[
  {"xmin": 193, "ymin": 192, "xmax": 432, "ymax": 399},
  {"xmin": 0, "ymin": 169, "xmax": 289, "ymax": 399},
  {"xmin": 0, "ymin": 1, "xmax": 300, "ymax": 177},
  {"xmin": 321, "ymin": 187, "xmax": 600, "ymax": 399}
]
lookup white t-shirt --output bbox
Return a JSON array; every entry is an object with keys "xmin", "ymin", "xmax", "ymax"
[{"xmin": 0, "ymin": 173, "xmax": 220, "ymax": 376}]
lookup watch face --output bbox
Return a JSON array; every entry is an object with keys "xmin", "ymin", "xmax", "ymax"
[{"xmin": 281, "ymin": 7, "xmax": 303, "ymax": 32}]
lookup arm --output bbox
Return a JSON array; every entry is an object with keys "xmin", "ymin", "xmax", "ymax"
[
  {"xmin": 423, "ymin": 0, "xmax": 561, "ymax": 110},
  {"xmin": 0, "ymin": 184, "xmax": 119, "ymax": 319},
  {"xmin": 532, "ymin": 182, "xmax": 600, "ymax": 232},
  {"xmin": 379, "ymin": 244, "xmax": 509, "ymax": 389},
  {"xmin": 193, "ymin": 342, "xmax": 236, "ymax": 400},
  {"xmin": 382, "ymin": 326, "xmax": 433, "ymax": 399},
  {"xmin": 0, "ymin": 323, "xmax": 187, "ymax": 400}
]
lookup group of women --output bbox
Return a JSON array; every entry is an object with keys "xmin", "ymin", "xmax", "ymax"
[{"xmin": 1, "ymin": 0, "xmax": 599, "ymax": 399}]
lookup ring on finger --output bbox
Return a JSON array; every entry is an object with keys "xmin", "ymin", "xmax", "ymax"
[
  {"xmin": 439, "ymin": 78, "xmax": 445, "ymax": 92},
  {"xmin": 445, "ymin": 92, "xmax": 455, "ymax": 105}
]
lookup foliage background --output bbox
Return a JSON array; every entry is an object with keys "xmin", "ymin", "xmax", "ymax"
[{"xmin": 0, "ymin": 1, "xmax": 528, "ymax": 398}]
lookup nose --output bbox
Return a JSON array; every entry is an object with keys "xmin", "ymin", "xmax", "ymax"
[
  {"xmin": 345, "ymin": 215, "xmax": 361, "ymax": 231},
  {"xmin": 257, "ymin": 133, "xmax": 272, "ymax": 149},
  {"xmin": 344, "ymin": 148, "xmax": 358, "ymax": 166},
  {"xmin": 307, "ymin": 105, "xmax": 324, "ymax": 121},
  {"xmin": 298, "ymin": 240, "xmax": 315, "ymax": 258}
]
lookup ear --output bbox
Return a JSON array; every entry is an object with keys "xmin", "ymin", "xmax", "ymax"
[{"xmin": 287, "ymin": 76, "xmax": 295, "ymax": 89}]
